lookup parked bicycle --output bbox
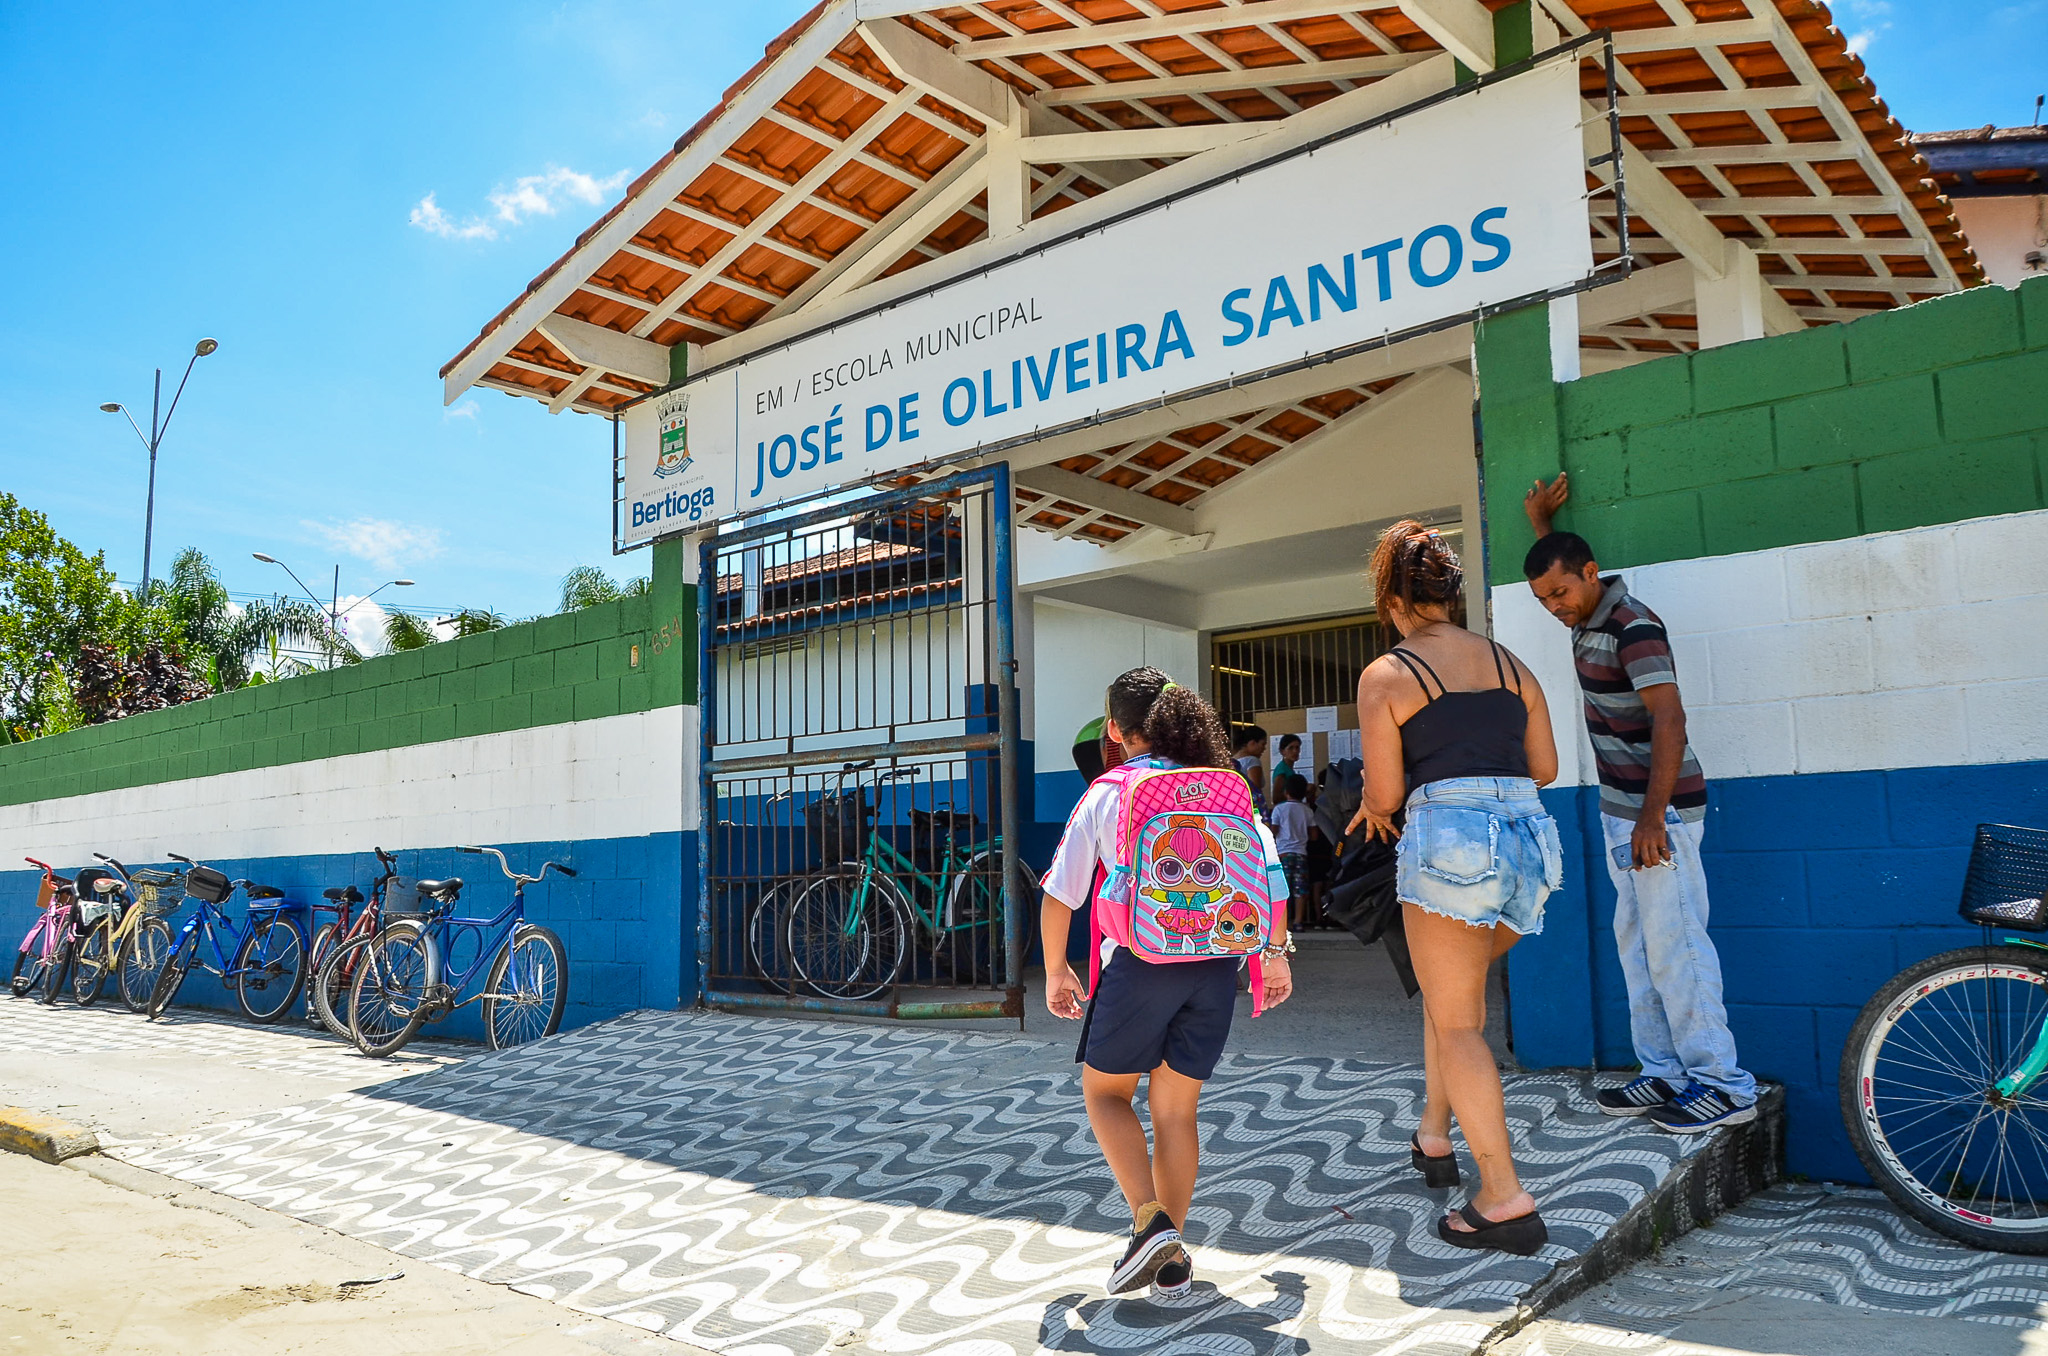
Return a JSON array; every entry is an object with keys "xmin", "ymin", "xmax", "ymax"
[
  {"xmin": 10, "ymin": 859, "xmax": 79, "ymax": 1004},
  {"xmin": 1842, "ymin": 823, "xmax": 2048, "ymax": 1253},
  {"xmin": 145, "ymin": 854, "xmax": 308, "ymax": 1023},
  {"xmin": 72, "ymin": 855, "xmax": 179, "ymax": 1011},
  {"xmin": 347, "ymin": 845, "xmax": 570, "ymax": 1058},
  {"xmin": 786, "ymin": 762, "xmax": 1040, "ymax": 1001},
  {"xmin": 305, "ymin": 847, "xmax": 410, "ymax": 1036}
]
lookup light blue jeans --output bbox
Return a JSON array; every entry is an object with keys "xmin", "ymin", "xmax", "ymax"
[{"xmin": 1602, "ymin": 809, "xmax": 1758, "ymax": 1106}]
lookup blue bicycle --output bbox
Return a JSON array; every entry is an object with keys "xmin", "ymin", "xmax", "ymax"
[
  {"xmin": 145, "ymin": 853, "xmax": 308, "ymax": 1024},
  {"xmin": 347, "ymin": 845, "xmax": 571, "ymax": 1057}
]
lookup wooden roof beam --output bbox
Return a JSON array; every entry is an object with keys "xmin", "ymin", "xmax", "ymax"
[
  {"xmin": 1013, "ymin": 467, "xmax": 1202, "ymax": 535},
  {"xmin": 1396, "ymin": 0, "xmax": 1494, "ymax": 73}
]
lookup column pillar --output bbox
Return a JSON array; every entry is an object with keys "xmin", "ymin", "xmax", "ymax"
[{"xmin": 1694, "ymin": 238, "xmax": 1767, "ymax": 349}]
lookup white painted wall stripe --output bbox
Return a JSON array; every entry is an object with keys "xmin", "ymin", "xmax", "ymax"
[
  {"xmin": 0, "ymin": 708, "xmax": 697, "ymax": 864},
  {"xmin": 1493, "ymin": 508, "xmax": 2048, "ymax": 785}
]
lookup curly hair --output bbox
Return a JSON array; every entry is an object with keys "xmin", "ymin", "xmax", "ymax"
[
  {"xmin": 1105, "ymin": 667, "xmax": 1231, "ymax": 770},
  {"xmin": 1370, "ymin": 520, "xmax": 1464, "ymax": 617}
]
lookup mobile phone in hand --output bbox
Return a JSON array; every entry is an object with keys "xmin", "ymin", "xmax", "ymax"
[{"xmin": 1611, "ymin": 842, "xmax": 1677, "ymax": 872}]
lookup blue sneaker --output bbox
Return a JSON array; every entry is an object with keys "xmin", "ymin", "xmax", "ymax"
[
  {"xmin": 1595, "ymin": 1075, "xmax": 1677, "ymax": 1117},
  {"xmin": 1647, "ymin": 1083, "xmax": 1756, "ymax": 1134}
]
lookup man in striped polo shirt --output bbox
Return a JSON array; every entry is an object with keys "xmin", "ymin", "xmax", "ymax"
[{"xmin": 1522, "ymin": 474, "xmax": 1757, "ymax": 1134}]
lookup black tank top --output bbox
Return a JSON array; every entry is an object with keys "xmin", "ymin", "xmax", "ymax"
[{"xmin": 1391, "ymin": 641, "xmax": 1530, "ymax": 791}]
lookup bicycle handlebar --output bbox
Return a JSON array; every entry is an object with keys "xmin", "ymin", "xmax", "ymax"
[
  {"xmin": 24, "ymin": 857, "xmax": 52, "ymax": 873},
  {"xmin": 459, "ymin": 845, "xmax": 575, "ymax": 884},
  {"xmin": 167, "ymin": 852, "xmax": 193, "ymax": 865}
]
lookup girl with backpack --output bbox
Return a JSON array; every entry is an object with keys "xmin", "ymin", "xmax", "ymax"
[
  {"xmin": 1040, "ymin": 668, "xmax": 1294, "ymax": 1299},
  {"xmin": 1348, "ymin": 521, "xmax": 1562, "ymax": 1256}
]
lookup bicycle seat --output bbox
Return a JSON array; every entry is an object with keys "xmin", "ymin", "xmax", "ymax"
[
  {"xmin": 92, "ymin": 875, "xmax": 125, "ymax": 894},
  {"xmin": 416, "ymin": 878, "xmax": 463, "ymax": 901},
  {"xmin": 322, "ymin": 885, "xmax": 364, "ymax": 904},
  {"xmin": 912, "ymin": 809, "xmax": 983, "ymax": 832}
]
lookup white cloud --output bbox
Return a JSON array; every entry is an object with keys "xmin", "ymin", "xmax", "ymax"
[
  {"xmin": 486, "ymin": 166, "xmax": 631, "ymax": 225},
  {"xmin": 304, "ymin": 517, "xmax": 446, "ymax": 572},
  {"xmin": 333, "ymin": 595, "xmax": 392, "ymax": 656},
  {"xmin": 444, "ymin": 398, "xmax": 481, "ymax": 422},
  {"xmin": 409, "ymin": 192, "xmax": 497, "ymax": 241}
]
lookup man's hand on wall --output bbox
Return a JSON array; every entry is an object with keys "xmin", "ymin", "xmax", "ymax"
[{"xmin": 1525, "ymin": 473, "xmax": 1570, "ymax": 537}]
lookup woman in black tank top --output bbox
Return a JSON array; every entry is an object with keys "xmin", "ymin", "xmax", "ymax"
[{"xmin": 1348, "ymin": 521, "xmax": 1562, "ymax": 1258}]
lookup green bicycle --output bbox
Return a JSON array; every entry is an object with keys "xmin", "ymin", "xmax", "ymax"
[{"xmin": 786, "ymin": 765, "xmax": 1039, "ymax": 1001}]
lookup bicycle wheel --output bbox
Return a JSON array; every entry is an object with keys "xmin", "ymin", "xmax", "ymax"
[
  {"xmin": 311, "ymin": 930, "xmax": 367, "ymax": 1037},
  {"xmin": 117, "ymin": 916, "xmax": 175, "ymax": 1012},
  {"xmin": 10, "ymin": 943, "xmax": 43, "ymax": 1000},
  {"xmin": 1842, "ymin": 945, "xmax": 2048, "ymax": 1253},
  {"xmin": 233, "ymin": 915, "xmax": 307, "ymax": 1024},
  {"xmin": 482, "ymin": 924, "xmax": 568, "ymax": 1050},
  {"xmin": 940, "ymin": 852, "xmax": 1043, "ymax": 985},
  {"xmin": 745, "ymin": 877, "xmax": 807, "ymax": 995},
  {"xmin": 38, "ymin": 933, "xmax": 74, "ymax": 1007},
  {"xmin": 72, "ymin": 918, "xmax": 115, "ymax": 1006},
  {"xmin": 787, "ymin": 868, "xmax": 909, "ymax": 1001},
  {"xmin": 349, "ymin": 924, "xmax": 437, "ymax": 1058},
  {"xmin": 146, "ymin": 924, "xmax": 201, "ymax": 1020}
]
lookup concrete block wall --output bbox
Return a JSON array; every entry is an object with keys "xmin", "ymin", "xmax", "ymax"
[
  {"xmin": 1, "ymin": 565, "xmax": 701, "ymax": 1031},
  {"xmin": 1482, "ymin": 277, "xmax": 2048, "ymax": 1182}
]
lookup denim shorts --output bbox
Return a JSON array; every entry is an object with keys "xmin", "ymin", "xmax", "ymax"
[{"xmin": 1396, "ymin": 777, "xmax": 1564, "ymax": 937}]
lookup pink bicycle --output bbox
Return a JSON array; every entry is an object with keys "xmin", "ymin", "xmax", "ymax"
[{"xmin": 9, "ymin": 858, "xmax": 80, "ymax": 1004}]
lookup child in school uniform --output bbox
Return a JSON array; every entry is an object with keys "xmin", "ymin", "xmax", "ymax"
[
  {"xmin": 1271, "ymin": 773, "xmax": 1312, "ymax": 932},
  {"xmin": 1041, "ymin": 667, "xmax": 1296, "ymax": 1299}
]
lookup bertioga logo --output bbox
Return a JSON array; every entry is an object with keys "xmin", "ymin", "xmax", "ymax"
[{"xmin": 654, "ymin": 389, "xmax": 691, "ymax": 478}]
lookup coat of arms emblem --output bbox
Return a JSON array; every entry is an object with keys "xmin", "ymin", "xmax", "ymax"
[{"xmin": 654, "ymin": 389, "xmax": 691, "ymax": 478}]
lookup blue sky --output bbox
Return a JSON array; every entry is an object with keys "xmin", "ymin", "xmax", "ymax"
[{"xmin": 1, "ymin": 1, "xmax": 2039, "ymax": 638}]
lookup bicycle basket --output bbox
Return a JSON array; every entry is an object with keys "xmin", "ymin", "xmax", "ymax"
[
  {"xmin": 128, "ymin": 869, "xmax": 187, "ymax": 916},
  {"xmin": 183, "ymin": 865, "xmax": 233, "ymax": 905},
  {"xmin": 1958, "ymin": 823, "xmax": 2048, "ymax": 931},
  {"xmin": 806, "ymin": 790, "xmax": 872, "ymax": 865},
  {"xmin": 379, "ymin": 877, "xmax": 425, "ymax": 921}
]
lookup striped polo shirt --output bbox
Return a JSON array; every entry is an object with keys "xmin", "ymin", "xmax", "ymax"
[{"xmin": 1571, "ymin": 577, "xmax": 1708, "ymax": 823}]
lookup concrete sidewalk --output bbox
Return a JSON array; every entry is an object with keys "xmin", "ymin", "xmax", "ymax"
[{"xmin": 110, "ymin": 1007, "xmax": 1748, "ymax": 1355}]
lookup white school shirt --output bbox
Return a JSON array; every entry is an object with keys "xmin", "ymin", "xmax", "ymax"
[
  {"xmin": 1045, "ymin": 758, "xmax": 1289, "ymax": 959},
  {"xmin": 1271, "ymin": 800, "xmax": 1310, "ymax": 858}
]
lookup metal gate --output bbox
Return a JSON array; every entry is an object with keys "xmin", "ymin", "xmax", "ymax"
[{"xmin": 696, "ymin": 464, "xmax": 1030, "ymax": 1021}]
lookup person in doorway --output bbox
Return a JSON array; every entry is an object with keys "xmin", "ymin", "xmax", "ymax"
[
  {"xmin": 1523, "ymin": 475, "xmax": 1759, "ymax": 1133},
  {"xmin": 1233, "ymin": 725, "xmax": 1270, "ymax": 816},
  {"xmin": 1347, "ymin": 521, "xmax": 1561, "ymax": 1256},
  {"xmin": 1272, "ymin": 773, "xmax": 1312, "ymax": 932},
  {"xmin": 1042, "ymin": 668, "xmax": 1295, "ymax": 1299},
  {"xmin": 1273, "ymin": 734, "xmax": 1302, "ymax": 787}
]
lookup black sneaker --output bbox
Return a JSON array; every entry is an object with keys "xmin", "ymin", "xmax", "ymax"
[
  {"xmin": 1108, "ymin": 1205, "xmax": 1183, "ymax": 1294},
  {"xmin": 1595, "ymin": 1075, "xmax": 1677, "ymax": 1117},
  {"xmin": 1151, "ymin": 1252, "xmax": 1193, "ymax": 1301},
  {"xmin": 1647, "ymin": 1084, "xmax": 1757, "ymax": 1134}
]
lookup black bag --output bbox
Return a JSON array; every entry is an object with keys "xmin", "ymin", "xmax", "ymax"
[
  {"xmin": 1322, "ymin": 815, "xmax": 1419, "ymax": 998},
  {"xmin": 183, "ymin": 865, "xmax": 233, "ymax": 905}
]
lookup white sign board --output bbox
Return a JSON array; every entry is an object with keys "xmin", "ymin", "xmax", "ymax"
[{"xmin": 620, "ymin": 58, "xmax": 1590, "ymax": 543}]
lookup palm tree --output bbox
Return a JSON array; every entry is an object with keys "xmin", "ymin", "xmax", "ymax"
[
  {"xmin": 445, "ymin": 609, "xmax": 505, "ymax": 637},
  {"xmin": 383, "ymin": 611, "xmax": 438, "ymax": 652},
  {"xmin": 558, "ymin": 566, "xmax": 650, "ymax": 612},
  {"xmin": 152, "ymin": 549, "xmax": 355, "ymax": 687}
]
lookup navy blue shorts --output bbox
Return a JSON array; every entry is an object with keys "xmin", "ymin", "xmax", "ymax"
[{"xmin": 1076, "ymin": 950, "xmax": 1240, "ymax": 1080}]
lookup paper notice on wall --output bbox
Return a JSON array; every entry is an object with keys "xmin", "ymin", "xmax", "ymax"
[
  {"xmin": 1306, "ymin": 705, "xmax": 1339, "ymax": 734},
  {"xmin": 1328, "ymin": 728, "xmax": 1363, "ymax": 763}
]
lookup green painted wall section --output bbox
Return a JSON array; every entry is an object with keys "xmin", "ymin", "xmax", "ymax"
[
  {"xmin": 0, "ymin": 583, "xmax": 699, "ymax": 809},
  {"xmin": 1482, "ymin": 274, "xmax": 2048, "ymax": 583}
]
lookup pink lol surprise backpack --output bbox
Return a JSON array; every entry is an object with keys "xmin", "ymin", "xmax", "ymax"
[{"xmin": 1091, "ymin": 762, "xmax": 1279, "ymax": 1012}]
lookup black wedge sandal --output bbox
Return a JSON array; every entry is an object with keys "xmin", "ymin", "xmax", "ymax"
[
  {"xmin": 1436, "ymin": 1203, "xmax": 1549, "ymax": 1256},
  {"xmin": 1409, "ymin": 1134, "xmax": 1460, "ymax": 1188}
]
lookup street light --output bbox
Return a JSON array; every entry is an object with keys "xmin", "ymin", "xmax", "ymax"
[
  {"xmin": 250, "ymin": 553, "xmax": 414, "ymax": 667},
  {"xmin": 100, "ymin": 337, "xmax": 221, "ymax": 594}
]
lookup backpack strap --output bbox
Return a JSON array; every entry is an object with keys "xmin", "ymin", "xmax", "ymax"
[{"xmin": 1087, "ymin": 762, "xmax": 1141, "ymax": 999}]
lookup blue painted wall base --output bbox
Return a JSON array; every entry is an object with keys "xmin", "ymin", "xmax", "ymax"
[
  {"xmin": 1511, "ymin": 760, "xmax": 2048, "ymax": 1182},
  {"xmin": 1, "ymin": 832, "xmax": 693, "ymax": 1040}
]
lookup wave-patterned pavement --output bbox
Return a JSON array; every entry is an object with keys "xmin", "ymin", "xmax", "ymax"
[
  {"xmin": 1501, "ymin": 1181, "xmax": 2048, "ymax": 1355},
  {"xmin": 118, "ymin": 1009, "xmax": 1711, "ymax": 1355}
]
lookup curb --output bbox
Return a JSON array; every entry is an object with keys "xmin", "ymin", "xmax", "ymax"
[
  {"xmin": 0, "ymin": 1105, "xmax": 101, "ymax": 1164},
  {"xmin": 1477, "ymin": 1082, "xmax": 1787, "ymax": 1352}
]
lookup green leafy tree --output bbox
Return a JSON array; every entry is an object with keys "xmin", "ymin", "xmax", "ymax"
[
  {"xmin": 0, "ymin": 492, "xmax": 180, "ymax": 736},
  {"xmin": 446, "ymin": 609, "xmax": 506, "ymax": 636},
  {"xmin": 383, "ymin": 611, "xmax": 439, "ymax": 652},
  {"xmin": 558, "ymin": 566, "xmax": 650, "ymax": 612}
]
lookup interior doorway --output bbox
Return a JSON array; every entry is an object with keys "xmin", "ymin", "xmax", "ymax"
[{"xmin": 1210, "ymin": 612, "xmax": 1385, "ymax": 737}]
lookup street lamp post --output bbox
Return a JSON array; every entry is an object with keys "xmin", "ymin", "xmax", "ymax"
[
  {"xmin": 100, "ymin": 337, "xmax": 220, "ymax": 595},
  {"xmin": 250, "ymin": 553, "xmax": 414, "ymax": 669}
]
